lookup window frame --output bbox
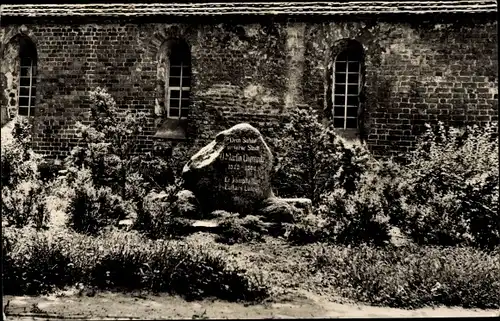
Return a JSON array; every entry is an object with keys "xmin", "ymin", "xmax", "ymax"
[
  {"xmin": 166, "ymin": 60, "xmax": 191, "ymax": 119},
  {"xmin": 17, "ymin": 55, "xmax": 37, "ymax": 117},
  {"xmin": 332, "ymin": 50, "xmax": 362, "ymax": 130},
  {"xmin": 165, "ymin": 42, "xmax": 191, "ymax": 120}
]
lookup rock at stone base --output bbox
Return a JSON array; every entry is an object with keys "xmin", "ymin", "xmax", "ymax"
[
  {"xmin": 280, "ymin": 198, "xmax": 313, "ymax": 216},
  {"xmin": 257, "ymin": 197, "xmax": 313, "ymax": 223},
  {"xmin": 182, "ymin": 123, "xmax": 274, "ymax": 215}
]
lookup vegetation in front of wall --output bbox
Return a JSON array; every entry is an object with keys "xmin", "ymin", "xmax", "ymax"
[
  {"xmin": 1, "ymin": 118, "xmax": 50, "ymax": 229},
  {"xmin": 385, "ymin": 122, "xmax": 499, "ymax": 250},
  {"xmin": 1, "ymin": 89, "xmax": 499, "ymax": 309},
  {"xmin": 2, "ymin": 226, "xmax": 269, "ymax": 302},
  {"xmin": 311, "ymin": 244, "xmax": 500, "ymax": 309}
]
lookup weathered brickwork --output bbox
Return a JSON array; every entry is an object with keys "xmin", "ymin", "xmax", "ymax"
[
  {"xmin": 0, "ymin": 14, "xmax": 497, "ymax": 160},
  {"xmin": 303, "ymin": 17, "xmax": 498, "ymax": 157}
]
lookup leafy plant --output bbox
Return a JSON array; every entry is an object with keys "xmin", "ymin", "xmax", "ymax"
[
  {"xmin": 387, "ymin": 122, "xmax": 499, "ymax": 250},
  {"xmin": 66, "ymin": 169, "xmax": 133, "ymax": 235},
  {"xmin": 271, "ymin": 106, "xmax": 376, "ymax": 205}
]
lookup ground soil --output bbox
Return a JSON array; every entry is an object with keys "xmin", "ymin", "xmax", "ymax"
[{"xmin": 3, "ymin": 289, "xmax": 499, "ymax": 320}]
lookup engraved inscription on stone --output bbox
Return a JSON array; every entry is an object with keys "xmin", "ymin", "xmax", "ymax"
[{"xmin": 219, "ymin": 137, "xmax": 262, "ymax": 193}]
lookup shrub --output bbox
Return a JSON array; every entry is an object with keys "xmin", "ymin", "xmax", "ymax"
[
  {"xmin": 1, "ymin": 117, "xmax": 41, "ymax": 189},
  {"xmin": 284, "ymin": 214, "xmax": 329, "ymax": 245},
  {"xmin": 387, "ymin": 122, "xmax": 499, "ymax": 250},
  {"xmin": 1, "ymin": 179, "xmax": 49, "ymax": 228},
  {"xmin": 2, "ymin": 227, "xmax": 269, "ymax": 302},
  {"xmin": 174, "ymin": 189, "xmax": 201, "ymax": 219},
  {"xmin": 1, "ymin": 117, "xmax": 51, "ymax": 229},
  {"xmin": 66, "ymin": 169, "xmax": 133, "ymax": 235},
  {"xmin": 311, "ymin": 244, "xmax": 500, "ymax": 309},
  {"xmin": 319, "ymin": 170, "xmax": 392, "ymax": 246},
  {"xmin": 135, "ymin": 187, "xmax": 192, "ymax": 239},
  {"xmin": 2, "ymin": 227, "xmax": 81, "ymax": 295},
  {"xmin": 216, "ymin": 215, "xmax": 265, "ymax": 245},
  {"xmin": 38, "ymin": 159, "xmax": 64, "ymax": 183},
  {"xmin": 63, "ymin": 87, "xmax": 148, "ymax": 196},
  {"xmin": 271, "ymin": 106, "xmax": 377, "ymax": 205},
  {"xmin": 129, "ymin": 152, "xmax": 176, "ymax": 189}
]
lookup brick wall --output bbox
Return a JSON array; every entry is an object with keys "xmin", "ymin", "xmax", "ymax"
[
  {"xmin": 0, "ymin": 14, "xmax": 497, "ymax": 162},
  {"xmin": 302, "ymin": 16, "xmax": 498, "ymax": 158}
]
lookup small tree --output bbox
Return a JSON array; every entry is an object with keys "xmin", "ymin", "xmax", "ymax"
[{"xmin": 271, "ymin": 106, "xmax": 377, "ymax": 205}]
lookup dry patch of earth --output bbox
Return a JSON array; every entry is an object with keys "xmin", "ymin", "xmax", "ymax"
[{"xmin": 3, "ymin": 290, "xmax": 499, "ymax": 320}]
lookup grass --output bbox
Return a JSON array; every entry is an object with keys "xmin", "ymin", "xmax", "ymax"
[
  {"xmin": 2, "ymin": 226, "xmax": 499, "ymax": 310},
  {"xmin": 2, "ymin": 227, "xmax": 269, "ymax": 302},
  {"xmin": 310, "ymin": 243, "xmax": 500, "ymax": 309}
]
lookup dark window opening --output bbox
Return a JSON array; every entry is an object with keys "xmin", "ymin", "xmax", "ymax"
[{"xmin": 18, "ymin": 37, "xmax": 37, "ymax": 117}]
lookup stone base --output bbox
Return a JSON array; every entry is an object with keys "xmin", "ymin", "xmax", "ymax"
[{"xmin": 279, "ymin": 198, "xmax": 313, "ymax": 215}]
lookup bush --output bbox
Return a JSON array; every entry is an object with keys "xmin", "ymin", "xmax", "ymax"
[
  {"xmin": 129, "ymin": 152, "xmax": 176, "ymax": 189},
  {"xmin": 319, "ymin": 170, "xmax": 391, "ymax": 246},
  {"xmin": 312, "ymin": 244, "xmax": 500, "ymax": 309},
  {"xmin": 38, "ymin": 159, "xmax": 64, "ymax": 183},
  {"xmin": 270, "ymin": 106, "xmax": 376, "ymax": 205},
  {"xmin": 2, "ymin": 227, "xmax": 269, "ymax": 302},
  {"xmin": 387, "ymin": 122, "xmax": 499, "ymax": 250},
  {"xmin": 216, "ymin": 215, "xmax": 266, "ymax": 245},
  {"xmin": 284, "ymin": 215, "xmax": 329, "ymax": 245},
  {"xmin": 174, "ymin": 189, "xmax": 201, "ymax": 219},
  {"xmin": 1, "ymin": 179, "xmax": 49, "ymax": 228},
  {"xmin": 134, "ymin": 187, "xmax": 192, "ymax": 239},
  {"xmin": 66, "ymin": 169, "xmax": 133, "ymax": 235},
  {"xmin": 1, "ymin": 117, "xmax": 51, "ymax": 229},
  {"xmin": 1, "ymin": 117, "xmax": 41, "ymax": 189}
]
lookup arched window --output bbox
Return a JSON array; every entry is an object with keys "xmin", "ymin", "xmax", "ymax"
[
  {"xmin": 332, "ymin": 42, "xmax": 363, "ymax": 129},
  {"xmin": 166, "ymin": 40, "xmax": 191, "ymax": 119},
  {"xmin": 18, "ymin": 36, "xmax": 37, "ymax": 117}
]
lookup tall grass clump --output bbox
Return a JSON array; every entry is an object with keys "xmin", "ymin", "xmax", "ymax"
[
  {"xmin": 311, "ymin": 244, "xmax": 500, "ymax": 309},
  {"xmin": 2, "ymin": 227, "xmax": 269, "ymax": 302},
  {"xmin": 386, "ymin": 122, "xmax": 499, "ymax": 250}
]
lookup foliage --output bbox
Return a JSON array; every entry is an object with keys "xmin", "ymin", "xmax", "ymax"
[
  {"xmin": 64, "ymin": 87, "xmax": 148, "ymax": 196},
  {"xmin": 1, "ymin": 117, "xmax": 41, "ymax": 189},
  {"xmin": 386, "ymin": 122, "xmax": 499, "ymax": 250},
  {"xmin": 319, "ymin": 170, "xmax": 392, "ymax": 246},
  {"xmin": 66, "ymin": 169, "xmax": 133, "ymax": 235},
  {"xmin": 2, "ymin": 227, "xmax": 269, "ymax": 301},
  {"xmin": 216, "ymin": 215, "xmax": 266, "ymax": 245},
  {"xmin": 2, "ymin": 179, "xmax": 49, "ymax": 228},
  {"xmin": 174, "ymin": 189, "xmax": 201, "ymax": 219},
  {"xmin": 61, "ymin": 87, "xmax": 184, "ymax": 236},
  {"xmin": 134, "ymin": 187, "xmax": 192, "ymax": 239},
  {"xmin": 312, "ymin": 244, "xmax": 500, "ymax": 309},
  {"xmin": 271, "ymin": 106, "xmax": 376, "ymax": 205},
  {"xmin": 1, "ymin": 117, "xmax": 50, "ymax": 229},
  {"xmin": 284, "ymin": 215, "xmax": 329, "ymax": 245}
]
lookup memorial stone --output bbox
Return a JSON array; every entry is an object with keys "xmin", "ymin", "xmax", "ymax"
[{"xmin": 182, "ymin": 123, "xmax": 274, "ymax": 214}]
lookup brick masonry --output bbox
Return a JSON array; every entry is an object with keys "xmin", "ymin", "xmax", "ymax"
[{"xmin": 0, "ymin": 14, "xmax": 498, "ymax": 161}]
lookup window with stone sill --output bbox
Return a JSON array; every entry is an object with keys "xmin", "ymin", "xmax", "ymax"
[
  {"xmin": 166, "ymin": 41, "xmax": 191, "ymax": 120},
  {"xmin": 17, "ymin": 37, "xmax": 37, "ymax": 117},
  {"xmin": 332, "ymin": 45, "xmax": 363, "ymax": 130}
]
